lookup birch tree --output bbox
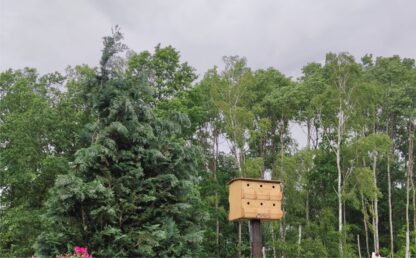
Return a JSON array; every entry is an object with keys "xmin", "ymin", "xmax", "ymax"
[{"xmin": 320, "ymin": 52, "xmax": 361, "ymax": 256}]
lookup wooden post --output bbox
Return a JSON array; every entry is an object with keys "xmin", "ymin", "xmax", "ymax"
[{"xmin": 251, "ymin": 219, "xmax": 262, "ymax": 258}]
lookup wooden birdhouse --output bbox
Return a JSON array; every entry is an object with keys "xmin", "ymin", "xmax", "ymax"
[{"xmin": 228, "ymin": 178, "xmax": 283, "ymax": 221}]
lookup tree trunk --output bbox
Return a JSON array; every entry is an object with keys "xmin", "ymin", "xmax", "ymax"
[
  {"xmin": 314, "ymin": 119, "xmax": 320, "ymax": 149},
  {"xmin": 213, "ymin": 127, "xmax": 220, "ymax": 258},
  {"xmin": 343, "ymin": 201, "xmax": 347, "ymax": 240},
  {"xmin": 405, "ymin": 122, "xmax": 414, "ymax": 258},
  {"xmin": 361, "ymin": 193, "xmax": 370, "ymax": 258},
  {"xmin": 271, "ymin": 222, "xmax": 277, "ymax": 258},
  {"xmin": 410, "ymin": 122, "xmax": 416, "ymax": 253},
  {"xmin": 387, "ymin": 153, "xmax": 394, "ymax": 258},
  {"xmin": 298, "ymin": 225, "xmax": 302, "ymax": 256},
  {"xmin": 307, "ymin": 119, "xmax": 311, "ymax": 149},
  {"xmin": 413, "ymin": 181, "xmax": 416, "ymax": 253},
  {"xmin": 373, "ymin": 155, "xmax": 379, "ymax": 253},
  {"xmin": 238, "ymin": 221, "xmax": 242, "ymax": 258},
  {"xmin": 248, "ymin": 221, "xmax": 252, "ymax": 257},
  {"xmin": 280, "ymin": 217, "xmax": 286, "ymax": 258},
  {"xmin": 357, "ymin": 234, "xmax": 362, "ymax": 258},
  {"xmin": 306, "ymin": 191, "xmax": 309, "ymax": 226},
  {"xmin": 279, "ymin": 119, "xmax": 286, "ymax": 258},
  {"xmin": 215, "ymin": 192, "xmax": 220, "ymax": 258},
  {"xmin": 336, "ymin": 108, "xmax": 344, "ymax": 256},
  {"xmin": 413, "ymin": 183, "xmax": 416, "ymax": 256},
  {"xmin": 372, "ymin": 215, "xmax": 376, "ymax": 253},
  {"xmin": 405, "ymin": 166, "xmax": 411, "ymax": 258},
  {"xmin": 279, "ymin": 181, "xmax": 286, "ymax": 258},
  {"xmin": 280, "ymin": 120, "xmax": 285, "ymax": 162}
]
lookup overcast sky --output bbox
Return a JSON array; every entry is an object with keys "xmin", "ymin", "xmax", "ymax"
[
  {"xmin": 1, "ymin": 0, "xmax": 416, "ymax": 78},
  {"xmin": 1, "ymin": 0, "xmax": 416, "ymax": 148}
]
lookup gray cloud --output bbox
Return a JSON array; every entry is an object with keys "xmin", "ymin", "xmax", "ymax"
[
  {"xmin": 1, "ymin": 0, "xmax": 415, "ymax": 148},
  {"xmin": 1, "ymin": 0, "xmax": 416, "ymax": 78}
]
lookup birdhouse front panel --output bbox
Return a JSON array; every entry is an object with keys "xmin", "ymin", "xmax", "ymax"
[{"xmin": 228, "ymin": 178, "xmax": 283, "ymax": 221}]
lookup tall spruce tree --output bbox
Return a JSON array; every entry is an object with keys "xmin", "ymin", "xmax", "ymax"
[{"xmin": 35, "ymin": 29, "xmax": 205, "ymax": 257}]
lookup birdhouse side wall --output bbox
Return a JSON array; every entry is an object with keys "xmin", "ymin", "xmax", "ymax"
[{"xmin": 228, "ymin": 180, "xmax": 242, "ymax": 220}]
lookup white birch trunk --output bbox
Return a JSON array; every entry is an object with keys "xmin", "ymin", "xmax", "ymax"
[
  {"xmin": 372, "ymin": 155, "xmax": 379, "ymax": 253},
  {"xmin": 405, "ymin": 122, "xmax": 414, "ymax": 258},
  {"xmin": 336, "ymin": 108, "xmax": 344, "ymax": 256},
  {"xmin": 271, "ymin": 223, "xmax": 277, "ymax": 258},
  {"xmin": 405, "ymin": 169, "xmax": 410, "ymax": 258},
  {"xmin": 361, "ymin": 194, "xmax": 370, "ymax": 258}
]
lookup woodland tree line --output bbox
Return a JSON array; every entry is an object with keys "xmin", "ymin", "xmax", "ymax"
[{"xmin": 0, "ymin": 29, "xmax": 415, "ymax": 257}]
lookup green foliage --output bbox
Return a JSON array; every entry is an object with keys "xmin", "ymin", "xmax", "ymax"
[
  {"xmin": 199, "ymin": 154, "xmax": 241, "ymax": 257},
  {"xmin": 127, "ymin": 43, "xmax": 197, "ymax": 103},
  {"xmin": 243, "ymin": 157, "xmax": 264, "ymax": 178},
  {"xmin": 210, "ymin": 57, "xmax": 255, "ymax": 152},
  {"xmin": 248, "ymin": 68, "xmax": 295, "ymax": 165},
  {"xmin": 0, "ymin": 68, "xmax": 76, "ymax": 257}
]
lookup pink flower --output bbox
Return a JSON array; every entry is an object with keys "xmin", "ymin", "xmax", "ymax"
[{"xmin": 74, "ymin": 246, "xmax": 88, "ymax": 254}]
